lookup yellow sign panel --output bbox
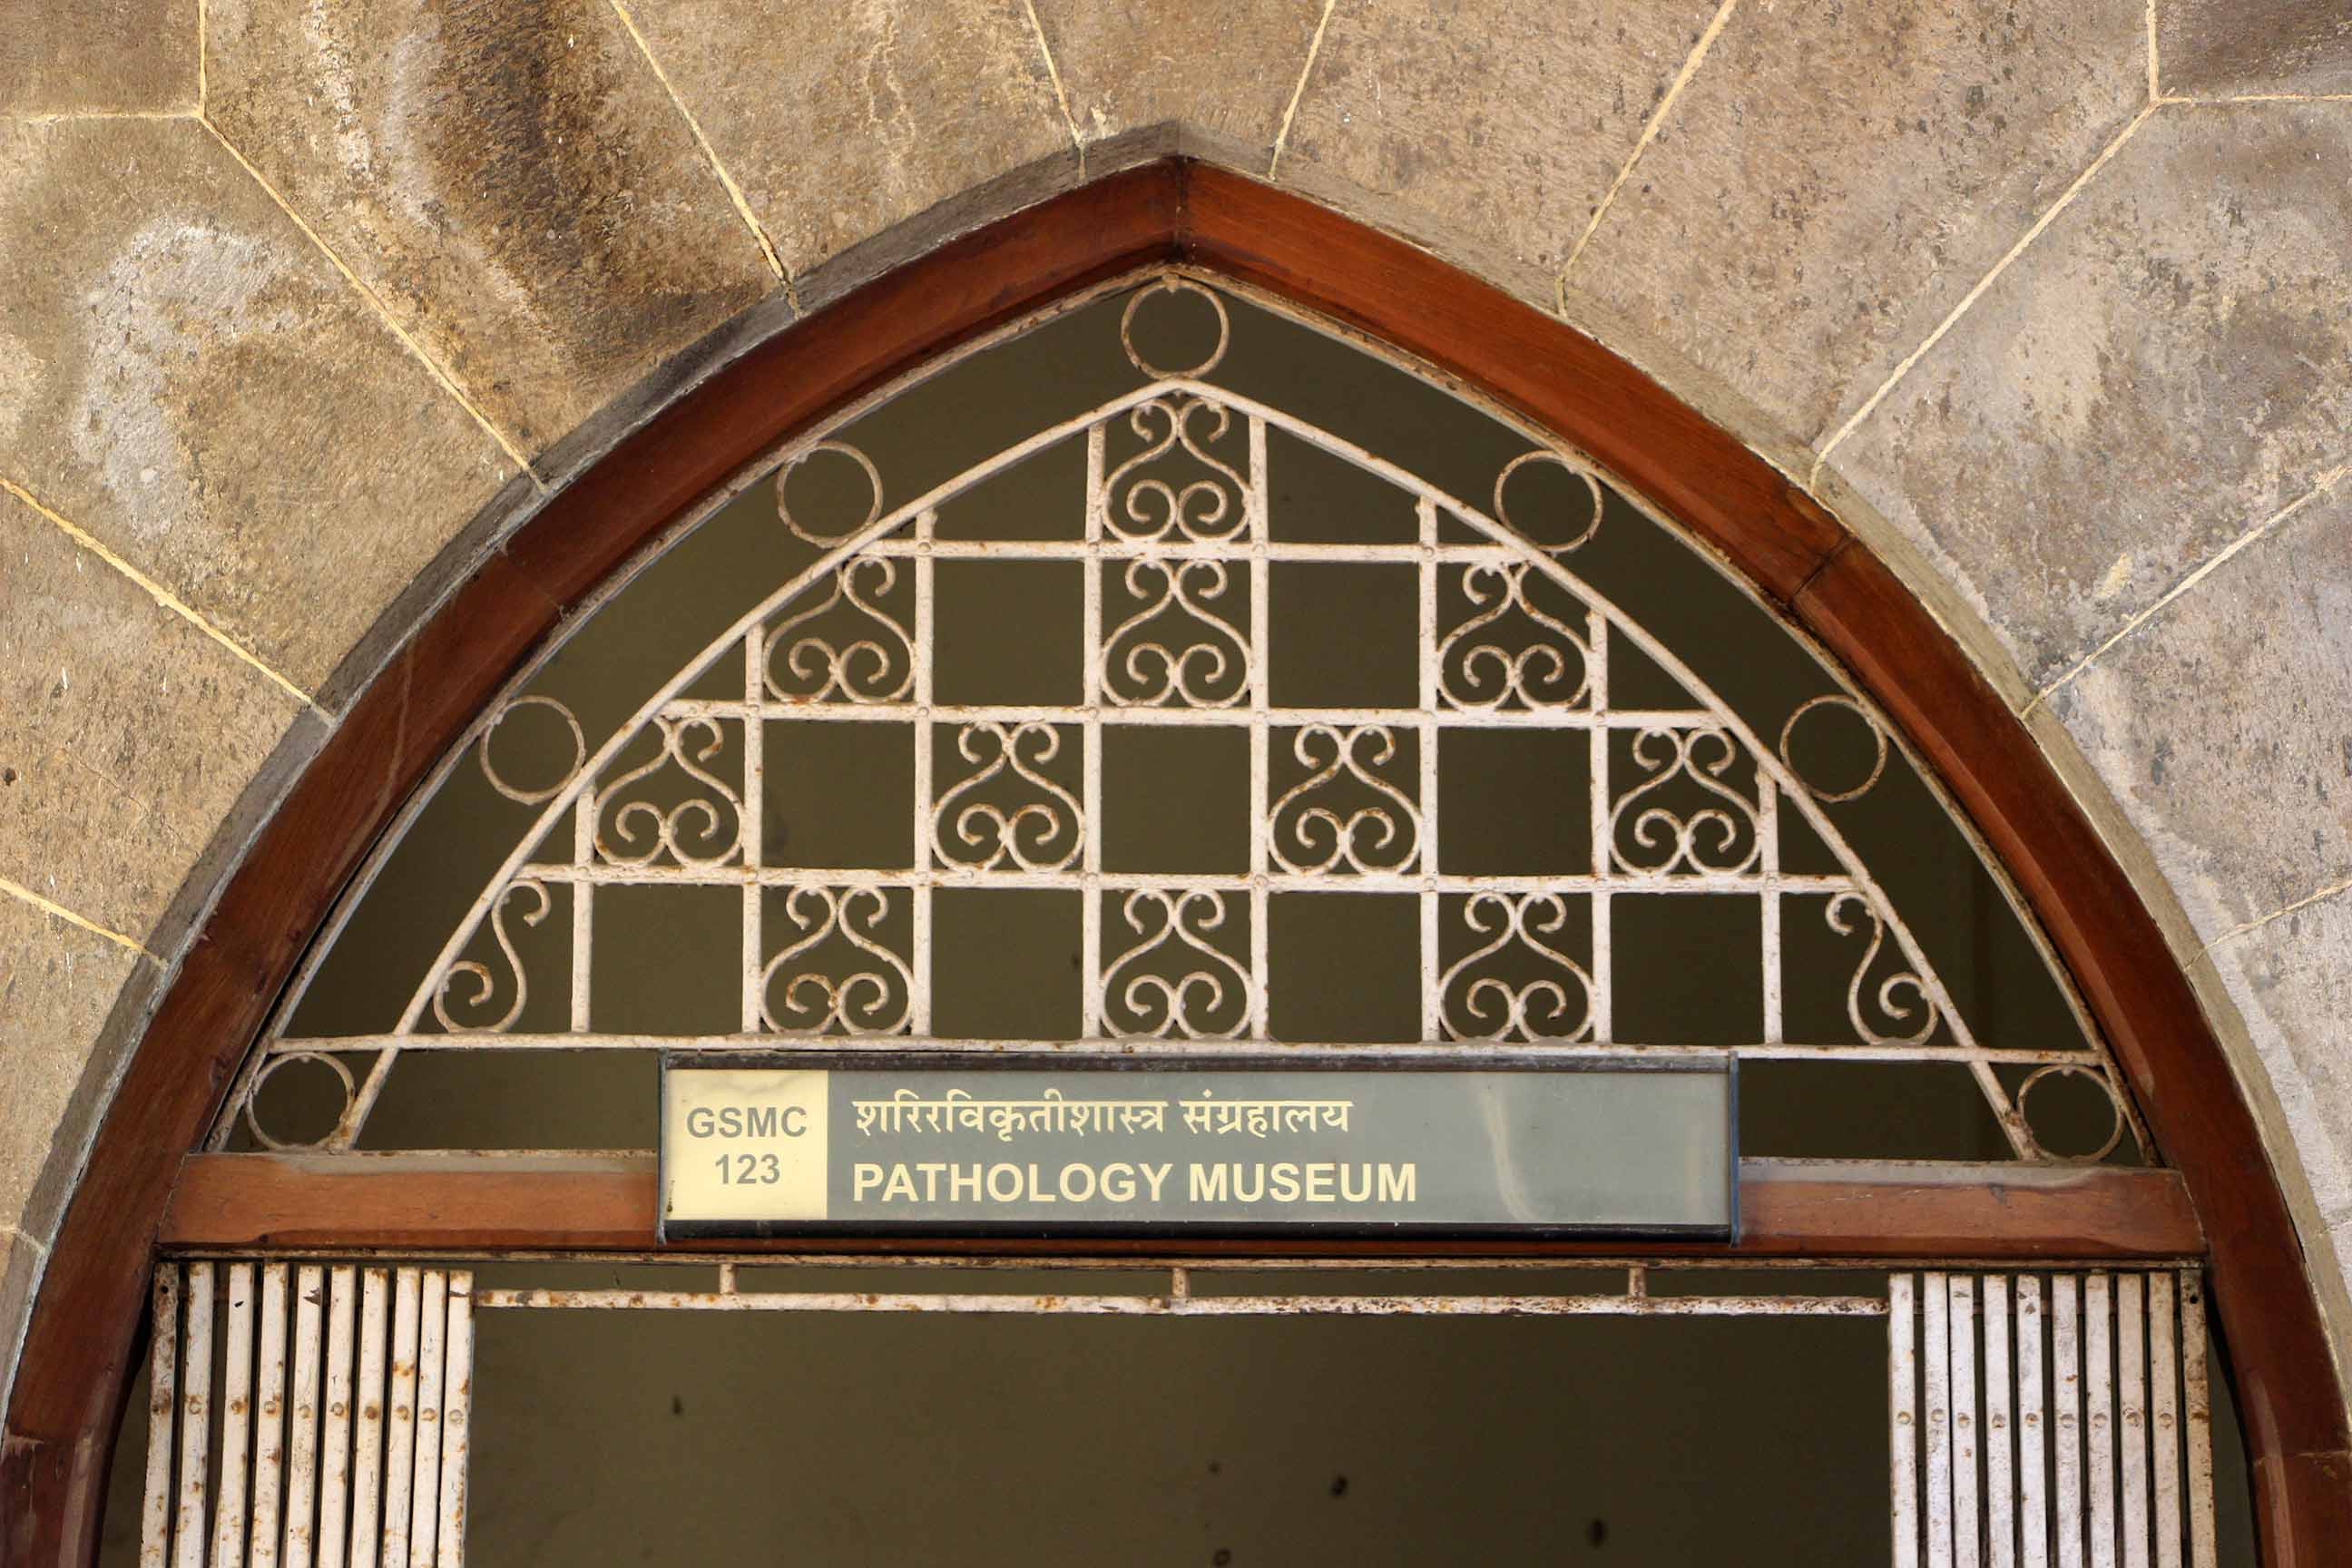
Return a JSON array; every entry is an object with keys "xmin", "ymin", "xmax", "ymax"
[{"xmin": 662, "ymin": 1068, "xmax": 830, "ymax": 1222}]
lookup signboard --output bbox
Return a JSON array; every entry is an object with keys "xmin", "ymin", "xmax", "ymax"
[{"xmin": 661, "ymin": 1057, "xmax": 1734, "ymax": 1240}]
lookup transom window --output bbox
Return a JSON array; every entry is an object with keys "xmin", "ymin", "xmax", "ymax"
[{"xmin": 226, "ymin": 277, "xmax": 2139, "ymax": 1169}]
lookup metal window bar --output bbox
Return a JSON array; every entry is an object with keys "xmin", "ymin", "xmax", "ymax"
[
  {"xmin": 1890, "ymin": 1270, "xmax": 2216, "ymax": 1568},
  {"xmin": 139, "ymin": 1263, "xmax": 477, "ymax": 1568},
  {"xmin": 220, "ymin": 281, "xmax": 2144, "ymax": 1172}
]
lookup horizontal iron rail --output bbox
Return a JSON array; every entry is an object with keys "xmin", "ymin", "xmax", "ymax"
[
  {"xmin": 260, "ymin": 1034, "xmax": 2109, "ymax": 1065},
  {"xmin": 466, "ymin": 1287, "xmax": 1886, "ymax": 1318},
  {"xmin": 162, "ymin": 1154, "xmax": 2203, "ymax": 1259}
]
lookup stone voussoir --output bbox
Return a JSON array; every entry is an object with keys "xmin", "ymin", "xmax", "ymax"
[
  {"xmin": 0, "ymin": 0, "xmax": 199, "ymax": 116},
  {"xmin": 202, "ymin": 0, "xmax": 778, "ymax": 457},
  {"xmin": 1570, "ymin": 0, "xmax": 2148, "ymax": 449},
  {"xmin": 0, "ymin": 894, "xmax": 152, "ymax": 1245},
  {"xmin": 1276, "ymin": 0, "xmax": 1723, "ymax": 313},
  {"xmin": 1833, "ymin": 100, "xmax": 2352, "ymax": 694},
  {"xmin": 620, "ymin": 0, "xmax": 1075, "ymax": 289},
  {"xmin": 0, "ymin": 485, "xmax": 309, "ymax": 946},
  {"xmin": 1029, "ymin": 0, "xmax": 1327, "ymax": 171},
  {"xmin": 2158, "ymin": 0, "xmax": 2352, "ymax": 101},
  {"xmin": 2050, "ymin": 484, "xmax": 2352, "ymax": 943},
  {"xmin": 2207, "ymin": 888, "xmax": 2352, "ymax": 1231},
  {"xmin": 0, "ymin": 114, "xmax": 516, "ymax": 692}
]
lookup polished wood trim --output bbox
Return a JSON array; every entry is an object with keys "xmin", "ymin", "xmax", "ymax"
[
  {"xmin": 158, "ymin": 1154, "xmax": 2205, "ymax": 1260},
  {"xmin": 9, "ymin": 158, "xmax": 2345, "ymax": 1565}
]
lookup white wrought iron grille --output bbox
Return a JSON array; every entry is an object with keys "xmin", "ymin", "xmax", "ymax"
[{"xmin": 220, "ymin": 276, "xmax": 2143, "ymax": 1165}]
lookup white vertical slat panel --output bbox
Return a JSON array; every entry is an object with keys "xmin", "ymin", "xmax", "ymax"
[
  {"xmin": 2018, "ymin": 1278, "xmax": 2049, "ymax": 1568},
  {"xmin": 175, "ymin": 1262, "xmax": 216, "ymax": 1568},
  {"xmin": 378, "ymin": 1269, "xmax": 422, "ymax": 1568},
  {"xmin": 1893, "ymin": 1273, "xmax": 1921, "ymax": 1568},
  {"xmin": 2086, "ymin": 1273, "xmax": 2116, "ymax": 1568},
  {"xmin": 2149, "ymin": 1274, "xmax": 2181, "ymax": 1568},
  {"xmin": 1926, "ymin": 1271, "xmax": 1954, "ymax": 1568},
  {"xmin": 250, "ymin": 1264, "xmax": 289, "ymax": 1568},
  {"xmin": 1951, "ymin": 1276, "xmax": 1982, "ymax": 1568},
  {"xmin": 1985, "ymin": 1277, "xmax": 2016, "ymax": 1568},
  {"xmin": 141, "ymin": 1266, "xmax": 181, "ymax": 1568},
  {"xmin": 283, "ymin": 1267, "xmax": 325, "ymax": 1568},
  {"xmin": 2118, "ymin": 1275, "xmax": 2150, "ymax": 1568},
  {"xmin": 347, "ymin": 1269, "xmax": 391, "ymax": 1568},
  {"xmin": 2054, "ymin": 1275, "xmax": 2083, "ymax": 1568},
  {"xmin": 406, "ymin": 1272, "xmax": 448, "ymax": 1568},
  {"xmin": 2180, "ymin": 1276, "xmax": 2216, "ymax": 1568},
  {"xmin": 211, "ymin": 1264, "xmax": 257, "ymax": 1568},
  {"xmin": 317, "ymin": 1269, "xmax": 357, "ymax": 1568},
  {"xmin": 435, "ymin": 1275, "xmax": 475, "ymax": 1568}
]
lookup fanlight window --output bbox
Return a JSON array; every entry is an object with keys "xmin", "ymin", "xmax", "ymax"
[{"xmin": 224, "ymin": 278, "xmax": 2144, "ymax": 1169}]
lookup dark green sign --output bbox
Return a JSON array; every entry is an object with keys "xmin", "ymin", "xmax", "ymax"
[{"xmin": 662, "ymin": 1057, "xmax": 1735, "ymax": 1240}]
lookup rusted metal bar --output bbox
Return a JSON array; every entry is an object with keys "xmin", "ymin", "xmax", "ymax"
[
  {"xmin": 2180, "ymin": 1274, "xmax": 2214, "ymax": 1568},
  {"xmin": 1892, "ymin": 1273, "xmax": 1921, "ymax": 1568},
  {"xmin": 174, "ymin": 1261, "xmax": 214, "ymax": 1568},
  {"xmin": 1954, "ymin": 1275, "xmax": 1982, "ymax": 1568},
  {"xmin": 2087, "ymin": 1273, "xmax": 2116, "ymax": 1568},
  {"xmin": 377, "ymin": 1270, "xmax": 420, "ymax": 1568},
  {"xmin": 317, "ymin": 1269, "xmax": 358, "ymax": 1568},
  {"xmin": 344, "ymin": 1268, "xmax": 387, "ymax": 1568},
  {"xmin": 404, "ymin": 1273, "xmax": 446, "ymax": 1568},
  {"xmin": 2120, "ymin": 1274, "xmax": 2150, "ymax": 1568},
  {"xmin": 434, "ymin": 1276, "xmax": 474, "ymax": 1568},
  {"xmin": 139, "ymin": 1266, "xmax": 179, "ymax": 1568},
  {"xmin": 466, "ymin": 1286, "xmax": 1885, "ymax": 1317},
  {"xmin": 258, "ymin": 1031, "xmax": 2120, "ymax": 1064},
  {"xmin": 2019, "ymin": 1276, "xmax": 2049, "ymax": 1568},
  {"xmin": 2055, "ymin": 1275, "xmax": 2083, "ymax": 1568},
  {"xmin": 248, "ymin": 1264, "xmax": 288, "ymax": 1568},
  {"xmin": 282, "ymin": 1267, "xmax": 323, "ymax": 1568},
  {"xmin": 1926, "ymin": 1271, "xmax": 1954, "ymax": 1568},
  {"xmin": 2150, "ymin": 1273, "xmax": 2181, "ymax": 1568},
  {"xmin": 210, "ymin": 1264, "xmax": 254, "ymax": 1568},
  {"xmin": 1986, "ymin": 1275, "xmax": 2015, "ymax": 1568}
]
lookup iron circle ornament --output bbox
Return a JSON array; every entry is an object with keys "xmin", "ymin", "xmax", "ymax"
[
  {"xmin": 476, "ymin": 693, "xmax": 588, "ymax": 806},
  {"xmin": 2015, "ymin": 1063, "xmax": 2129, "ymax": 1162},
  {"xmin": 1120, "ymin": 276, "xmax": 1231, "ymax": 379},
  {"xmin": 1777, "ymin": 694, "xmax": 1890, "ymax": 805},
  {"xmin": 1494, "ymin": 450, "xmax": 1603, "ymax": 554},
  {"xmin": 776, "ymin": 439, "xmax": 885, "ymax": 544},
  {"xmin": 241, "ymin": 1048, "xmax": 358, "ymax": 1152}
]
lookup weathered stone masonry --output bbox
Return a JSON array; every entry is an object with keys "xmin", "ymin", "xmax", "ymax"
[{"xmin": 3, "ymin": 0, "xmax": 2347, "ymax": 1414}]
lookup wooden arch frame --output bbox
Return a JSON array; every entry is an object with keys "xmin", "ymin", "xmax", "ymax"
[{"xmin": 5, "ymin": 160, "xmax": 2345, "ymax": 1564}]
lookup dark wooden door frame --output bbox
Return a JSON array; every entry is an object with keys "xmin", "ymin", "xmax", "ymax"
[{"xmin": 6, "ymin": 159, "xmax": 2345, "ymax": 1564}]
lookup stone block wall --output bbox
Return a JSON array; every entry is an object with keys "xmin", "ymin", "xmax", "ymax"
[{"xmin": 2, "ymin": 0, "xmax": 2347, "ymax": 1416}]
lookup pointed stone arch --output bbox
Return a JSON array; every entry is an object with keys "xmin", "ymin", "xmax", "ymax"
[{"xmin": 5, "ymin": 162, "xmax": 2342, "ymax": 1565}]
